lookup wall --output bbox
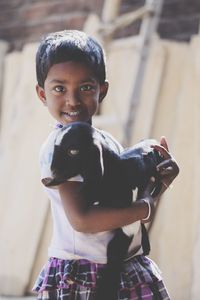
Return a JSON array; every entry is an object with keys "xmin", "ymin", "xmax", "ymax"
[
  {"xmin": 0, "ymin": 0, "xmax": 200, "ymax": 50},
  {"xmin": 0, "ymin": 0, "xmax": 200, "ymax": 298},
  {"xmin": 0, "ymin": 0, "xmax": 103, "ymax": 50},
  {"xmin": 0, "ymin": 33, "xmax": 200, "ymax": 299}
]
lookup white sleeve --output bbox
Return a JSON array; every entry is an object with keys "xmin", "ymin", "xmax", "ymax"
[
  {"xmin": 99, "ymin": 129, "xmax": 124, "ymax": 154},
  {"xmin": 39, "ymin": 130, "xmax": 83, "ymax": 188}
]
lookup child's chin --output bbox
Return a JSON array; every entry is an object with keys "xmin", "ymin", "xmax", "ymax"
[{"xmin": 62, "ymin": 117, "xmax": 82, "ymax": 124}]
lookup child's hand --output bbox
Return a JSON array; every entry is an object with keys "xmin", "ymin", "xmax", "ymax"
[
  {"xmin": 152, "ymin": 136, "xmax": 180, "ymax": 194},
  {"xmin": 140, "ymin": 137, "xmax": 179, "ymax": 223},
  {"xmin": 139, "ymin": 177, "xmax": 157, "ymax": 223}
]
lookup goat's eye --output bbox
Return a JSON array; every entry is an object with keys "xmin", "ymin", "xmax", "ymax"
[{"xmin": 67, "ymin": 149, "xmax": 80, "ymax": 156}]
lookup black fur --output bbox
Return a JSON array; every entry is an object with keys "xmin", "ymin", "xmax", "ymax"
[{"xmin": 46, "ymin": 122, "xmax": 164, "ymax": 300}]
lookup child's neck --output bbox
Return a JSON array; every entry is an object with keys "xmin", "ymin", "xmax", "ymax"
[{"xmin": 55, "ymin": 119, "xmax": 92, "ymax": 129}]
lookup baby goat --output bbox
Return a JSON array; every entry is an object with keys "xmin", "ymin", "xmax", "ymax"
[{"xmin": 45, "ymin": 121, "xmax": 164, "ymax": 300}]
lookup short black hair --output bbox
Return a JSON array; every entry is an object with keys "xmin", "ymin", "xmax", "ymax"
[{"xmin": 36, "ymin": 30, "xmax": 106, "ymax": 87}]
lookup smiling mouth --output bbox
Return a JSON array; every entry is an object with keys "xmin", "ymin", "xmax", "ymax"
[{"xmin": 62, "ymin": 111, "xmax": 81, "ymax": 117}]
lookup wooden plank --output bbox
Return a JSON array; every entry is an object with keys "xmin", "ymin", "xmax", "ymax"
[
  {"xmin": 0, "ymin": 41, "xmax": 8, "ymax": 116},
  {"xmin": 189, "ymin": 35, "xmax": 200, "ymax": 300},
  {"xmin": 101, "ymin": 0, "xmax": 121, "ymax": 23},
  {"xmin": 96, "ymin": 36, "xmax": 166, "ymax": 146},
  {"xmin": 27, "ymin": 207, "xmax": 52, "ymax": 293},
  {"xmin": 123, "ymin": 0, "xmax": 164, "ymax": 146},
  {"xmin": 100, "ymin": 36, "xmax": 141, "ymax": 140},
  {"xmin": 150, "ymin": 37, "xmax": 200, "ymax": 300},
  {"xmin": 130, "ymin": 37, "xmax": 167, "ymax": 144},
  {"xmin": 150, "ymin": 40, "xmax": 188, "ymax": 142},
  {"xmin": 0, "ymin": 51, "xmax": 22, "ymax": 144},
  {"xmin": 0, "ymin": 43, "xmax": 53, "ymax": 296}
]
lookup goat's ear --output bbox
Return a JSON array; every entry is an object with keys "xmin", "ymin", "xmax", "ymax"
[
  {"xmin": 51, "ymin": 145, "xmax": 64, "ymax": 171},
  {"xmin": 83, "ymin": 140, "xmax": 104, "ymax": 184},
  {"xmin": 44, "ymin": 146, "xmax": 67, "ymax": 187},
  {"xmin": 42, "ymin": 177, "xmax": 65, "ymax": 187}
]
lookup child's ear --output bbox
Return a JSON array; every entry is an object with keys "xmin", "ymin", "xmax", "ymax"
[
  {"xmin": 99, "ymin": 81, "xmax": 109, "ymax": 103},
  {"xmin": 36, "ymin": 84, "xmax": 47, "ymax": 106}
]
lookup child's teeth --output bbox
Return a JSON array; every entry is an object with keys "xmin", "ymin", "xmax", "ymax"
[
  {"xmin": 64, "ymin": 111, "xmax": 80, "ymax": 116},
  {"xmin": 69, "ymin": 111, "xmax": 79, "ymax": 116}
]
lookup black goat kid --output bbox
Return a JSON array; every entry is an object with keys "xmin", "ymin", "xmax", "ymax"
[{"xmin": 45, "ymin": 122, "xmax": 164, "ymax": 300}]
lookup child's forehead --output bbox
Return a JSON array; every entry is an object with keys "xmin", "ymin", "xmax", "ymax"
[{"xmin": 45, "ymin": 61, "xmax": 98, "ymax": 83}]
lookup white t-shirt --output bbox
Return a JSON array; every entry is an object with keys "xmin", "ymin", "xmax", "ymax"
[{"xmin": 40, "ymin": 126, "xmax": 143, "ymax": 263}]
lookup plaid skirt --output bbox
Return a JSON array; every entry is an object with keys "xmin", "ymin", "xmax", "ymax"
[{"xmin": 32, "ymin": 255, "xmax": 171, "ymax": 300}]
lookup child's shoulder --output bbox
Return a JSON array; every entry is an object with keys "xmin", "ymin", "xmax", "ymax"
[
  {"xmin": 94, "ymin": 127, "xmax": 124, "ymax": 154},
  {"xmin": 40, "ymin": 126, "xmax": 63, "ymax": 162},
  {"xmin": 39, "ymin": 126, "xmax": 66, "ymax": 183}
]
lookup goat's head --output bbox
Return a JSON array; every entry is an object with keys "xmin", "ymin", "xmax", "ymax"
[{"xmin": 45, "ymin": 122, "xmax": 104, "ymax": 187}]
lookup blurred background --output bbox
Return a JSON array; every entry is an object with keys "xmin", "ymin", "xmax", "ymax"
[{"xmin": 0, "ymin": 0, "xmax": 200, "ymax": 299}]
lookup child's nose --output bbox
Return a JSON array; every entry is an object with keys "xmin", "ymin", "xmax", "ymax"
[{"xmin": 65, "ymin": 90, "xmax": 80, "ymax": 106}]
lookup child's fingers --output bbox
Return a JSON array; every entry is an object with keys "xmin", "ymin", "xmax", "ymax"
[
  {"xmin": 139, "ymin": 177, "xmax": 156, "ymax": 199},
  {"xmin": 157, "ymin": 158, "xmax": 179, "ymax": 175},
  {"xmin": 146, "ymin": 176, "xmax": 156, "ymax": 193},
  {"xmin": 157, "ymin": 159, "xmax": 173, "ymax": 170},
  {"xmin": 151, "ymin": 144, "xmax": 171, "ymax": 159},
  {"xmin": 158, "ymin": 168, "xmax": 173, "ymax": 176}
]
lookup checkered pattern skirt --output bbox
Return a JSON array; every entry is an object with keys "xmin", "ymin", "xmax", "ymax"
[{"xmin": 32, "ymin": 255, "xmax": 171, "ymax": 299}]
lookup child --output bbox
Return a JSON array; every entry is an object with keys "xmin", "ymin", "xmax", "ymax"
[{"xmin": 32, "ymin": 30, "xmax": 179, "ymax": 299}]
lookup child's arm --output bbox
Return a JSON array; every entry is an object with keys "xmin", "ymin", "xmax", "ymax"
[
  {"xmin": 58, "ymin": 136, "xmax": 179, "ymax": 233},
  {"xmin": 58, "ymin": 180, "xmax": 154, "ymax": 233}
]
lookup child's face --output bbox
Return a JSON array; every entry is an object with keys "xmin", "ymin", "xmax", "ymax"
[{"xmin": 36, "ymin": 61, "xmax": 108, "ymax": 125}]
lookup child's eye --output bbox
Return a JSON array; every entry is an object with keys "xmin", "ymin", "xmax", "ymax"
[
  {"xmin": 80, "ymin": 85, "xmax": 94, "ymax": 92},
  {"xmin": 54, "ymin": 86, "xmax": 65, "ymax": 93}
]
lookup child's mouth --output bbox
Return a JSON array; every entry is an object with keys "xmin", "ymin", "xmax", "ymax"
[{"xmin": 62, "ymin": 111, "xmax": 81, "ymax": 118}]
